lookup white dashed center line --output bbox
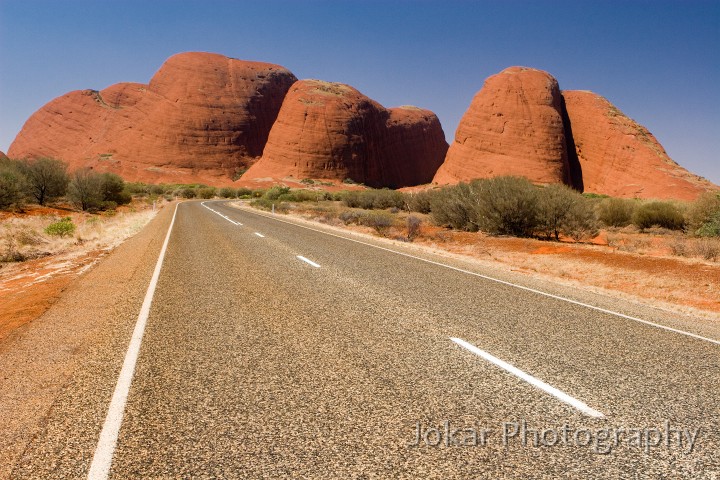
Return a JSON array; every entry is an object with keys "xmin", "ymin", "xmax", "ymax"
[
  {"xmin": 254, "ymin": 232, "xmax": 265, "ymax": 238},
  {"xmin": 297, "ymin": 255, "xmax": 321, "ymax": 268},
  {"xmin": 451, "ymin": 337, "xmax": 604, "ymax": 418},
  {"xmin": 201, "ymin": 201, "xmax": 242, "ymax": 225}
]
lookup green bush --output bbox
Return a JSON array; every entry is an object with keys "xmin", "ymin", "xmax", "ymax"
[
  {"xmin": 429, "ymin": 183, "xmax": 479, "ymax": 231},
  {"xmin": 236, "ymin": 187, "xmax": 253, "ymax": 198},
  {"xmin": 45, "ymin": 217, "xmax": 76, "ymax": 237},
  {"xmin": 406, "ymin": 190, "xmax": 435, "ymax": 214},
  {"xmin": 21, "ymin": 158, "xmax": 69, "ymax": 205},
  {"xmin": 633, "ymin": 201, "xmax": 685, "ymax": 230},
  {"xmin": 343, "ymin": 189, "xmax": 406, "ymax": 210},
  {"xmin": 100, "ymin": 173, "xmax": 131, "ymax": 205},
  {"xmin": 473, "ymin": 177, "xmax": 539, "ymax": 237},
  {"xmin": 597, "ymin": 198, "xmax": 636, "ymax": 227},
  {"xmin": 197, "ymin": 187, "xmax": 216, "ymax": 199},
  {"xmin": 180, "ymin": 188, "xmax": 197, "ymax": 199},
  {"xmin": 68, "ymin": 169, "xmax": 104, "ymax": 211},
  {"xmin": 686, "ymin": 192, "xmax": 720, "ymax": 237},
  {"xmin": 264, "ymin": 186, "xmax": 290, "ymax": 201},
  {"xmin": 0, "ymin": 159, "xmax": 28, "ymax": 209},
  {"xmin": 359, "ymin": 211, "xmax": 393, "ymax": 235},
  {"xmin": 218, "ymin": 187, "xmax": 237, "ymax": 198}
]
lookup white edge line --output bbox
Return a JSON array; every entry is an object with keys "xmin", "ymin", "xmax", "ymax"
[
  {"xmin": 234, "ymin": 205, "xmax": 720, "ymax": 347},
  {"xmin": 254, "ymin": 232, "xmax": 265, "ymax": 238},
  {"xmin": 297, "ymin": 255, "xmax": 321, "ymax": 268},
  {"xmin": 451, "ymin": 337, "xmax": 605, "ymax": 418},
  {"xmin": 87, "ymin": 203, "xmax": 179, "ymax": 480}
]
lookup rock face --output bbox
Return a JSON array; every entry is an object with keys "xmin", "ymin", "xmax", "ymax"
[
  {"xmin": 9, "ymin": 52, "xmax": 297, "ymax": 185},
  {"xmin": 433, "ymin": 67, "xmax": 569, "ymax": 186},
  {"xmin": 243, "ymin": 80, "xmax": 447, "ymax": 188},
  {"xmin": 0, "ymin": 151, "xmax": 7, "ymax": 161},
  {"xmin": 433, "ymin": 66, "xmax": 716, "ymax": 200},
  {"xmin": 561, "ymin": 90, "xmax": 715, "ymax": 200}
]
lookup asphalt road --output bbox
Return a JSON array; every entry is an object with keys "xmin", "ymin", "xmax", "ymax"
[{"xmin": 2, "ymin": 200, "xmax": 719, "ymax": 479}]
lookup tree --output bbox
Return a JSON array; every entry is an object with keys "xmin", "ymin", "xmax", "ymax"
[
  {"xmin": 100, "ymin": 173, "xmax": 131, "ymax": 205},
  {"xmin": 0, "ymin": 159, "xmax": 28, "ymax": 209},
  {"xmin": 537, "ymin": 184, "xmax": 582, "ymax": 240},
  {"xmin": 22, "ymin": 158, "xmax": 69, "ymax": 205},
  {"xmin": 68, "ymin": 169, "xmax": 103, "ymax": 211}
]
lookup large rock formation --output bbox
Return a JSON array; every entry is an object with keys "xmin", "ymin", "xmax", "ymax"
[
  {"xmin": 0, "ymin": 151, "xmax": 7, "ymax": 161},
  {"xmin": 243, "ymin": 80, "xmax": 447, "ymax": 188},
  {"xmin": 433, "ymin": 66, "xmax": 716, "ymax": 200},
  {"xmin": 9, "ymin": 52, "xmax": 297, "ymax": 185},
  {"xmin": 561, "ymin": 90, "xmax": 715, "ymax": 200},
  {"xmin": 433, "ymin": 67, "xmax": 569, "ymax": 186}
]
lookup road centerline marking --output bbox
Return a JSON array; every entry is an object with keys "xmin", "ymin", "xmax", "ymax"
[
  {"xmin": 87, "ymin": 203, "xmax": 179, "ymax": 480},
  {"xmin": 201, "ymin": 201, "xmax": 241, "ymax": 225},
  {"xmin": 451, "ymin": 337, "xmax": 604, "ymax": 418},
  {"xmin": 232, "ymin": 204, "xmax": 720, "ymax": 347},
  {"xmin": 254, "ymin": 232, "xmax": 265, "ymax": 238},
  {"xmin": 297, "ymin": 255, "xmax": 321, "ymax": 268}
]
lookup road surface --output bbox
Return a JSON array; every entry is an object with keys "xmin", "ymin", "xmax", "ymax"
[{"xmin": 1, "ymin": 200, "xmax": 718, "ymax": 479}]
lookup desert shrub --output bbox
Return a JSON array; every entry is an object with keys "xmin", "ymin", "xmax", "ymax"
[
  {"xmin": 633, "ymin": 201, "xmax": 685, "ymax": 230},
  {"xmin": 339, "ymin": 210, "xmax": 364, "ymax": 225},
  {"xmin": 429, "ymin": 183, "xmax": 479, "ymax": 231},
  {"xmin": 264, "ymin": 186, "xmax": 291, "ymax": 201},
  {"xmin": 218, "ymin": 187, "xmax": 237, "ymax": 198},
  {"xmin": 693, "ymin": 238, "xmax": 720, "ymax": 261},
  {"xmin": 45, "ymin": 217, "xmax": 76, "ymax": 237},
  {"xmin": 406, "ymin": 190, "xmax": 435, "ymax": 214},
  {"xmin": 197, "ymin": 187, "xmax": 216, "ymax": 199},
  {"xmin": 179, "ymin": 188, "xmax": 196, "ymax": 199},
  {"xmin": 669, "ymin": 236, "xmax": 689, "ymax": 257},
  {"xmin": 597, "ymin": 198, "xmax": 636, "ymax": 227},
  {"xmin": 563, "ymin": 198, "xmax": 599, "ymax": 241},
  {"xmin": 125, "ymin": 182, "xmax": 151, "ymax": 195},
  {"xmin": 301, "ymin": 178, "xmax": 315, "ymax": 185},
  {"xmin": 68, "ymin": 169, "xmax": 104, "ymax": 211},
  {"xmin": 536, "ymin": 184, "xmax": 598, "ymax": 241},
  {"xmin": 149, "ymin": 184, "xmax": 167, "ymax": 195},
  {"xmin": 100, "ymin": 173, "xmax": 132, "ymax": 205},
  {"xmin": 473, "ymin": 177, "xmax": 539, "ymax": 237},
  {"xmin": 360, "ymin": 211, "xmax": 393, "ymax": 235},
  {"xmin": 686, "ymin": 192, "xmax": 720, "ymax": 237},
  {"xmin": 21, "ymin": 158, "xmax": 69, "ymax": 205},
  {"xmin": 343, "ymin": 178, "xmax": 357, "ymax": 184},
  {"xmin": 406, "ymin": 215, "xmax": 422, "ymax": 241},
  {"xmin": 342, "ymin": 189, "xmax": 405, "ymax": 210},
  {"xmin": 0, "ymin": 160, "xmax": 28, "ymax": 209},
  {"xmin": 236, "ymin": 187, "xmax": 253, "ymax": 198},
  {"xmin": 536, "ymin": 184, "xmax": 581, "ymax": 240}
]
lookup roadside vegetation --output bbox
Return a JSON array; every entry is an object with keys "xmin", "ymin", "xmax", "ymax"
[
  {"xmin": 3, "ymin": 157, "xmax": 719, "ymax": 264},
  {"xmin": 245, "ymin": 176, "xmax": 720, "ymax": 262}
]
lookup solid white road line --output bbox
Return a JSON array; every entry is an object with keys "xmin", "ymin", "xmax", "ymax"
[
  {"xmin": 235, "ymin": 205, "xmax": 720, "ymax": 347},
  {"xmin": 254, "ymin": 232, "xmax": 265, "ymax": 238},
  {"xmin": 297, "ymin": 255, "xmax": 321, "ymax": 268},
  {"xmin": 451, "ymin": 337, "xmax": 605, "ymax": 418},
  {"xmin": 87, "ymin": 203, "xmax": 179, "ymax": 480},
  {"xmin": 201, "ymin": 201, "xmax": 242, "ymax": 225}
]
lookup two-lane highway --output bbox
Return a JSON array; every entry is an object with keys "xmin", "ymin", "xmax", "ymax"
[{"xmin": 5, "ymin": 200, "xmax": 719, "ymax": 479}]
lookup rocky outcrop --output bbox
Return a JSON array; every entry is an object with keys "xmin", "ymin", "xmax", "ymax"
[
  {"xmin": 243, "ymin": 80, "xmax": 447, "ymax": 188},
  {"xmin": 9, "ymin": 52, "xmax": 297, "ymax": 185},
  {"xmin": 433, "ymin": 67, "xmax": 569, "ymax": 186},
  {"xmin": 561, "ymin": 90, "xmax": 715, "ymax": 200},
  {"xmin": 0, "ymin": 151, "xmax": 8, "ymax": 161}
]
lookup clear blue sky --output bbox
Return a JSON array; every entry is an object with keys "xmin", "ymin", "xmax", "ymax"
[{"xmin": 1, "ymin": 0, "xmax": 718, "ymax": 183}]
